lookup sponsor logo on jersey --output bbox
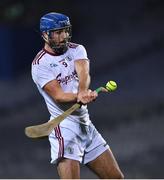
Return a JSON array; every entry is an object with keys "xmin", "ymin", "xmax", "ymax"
[
  {"xmin": 50, "ymin": 63, "xmax": 58, "ymax": 67},
  {"xmin": 56, "ymin": 70, "xmax": 78, "ymax": 85}
]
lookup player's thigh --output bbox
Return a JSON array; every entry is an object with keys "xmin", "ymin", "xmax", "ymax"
[
  {"xmin": 57, "ymin": 158, "xmax": 80, "ymax": 179},
  {"xmin": 86, "ymin": 149, "xmax": 124, "ymax": 179}
]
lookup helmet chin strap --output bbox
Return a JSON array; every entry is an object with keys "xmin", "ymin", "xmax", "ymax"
[{"xmin": 42, "ymin": 32, "xmax": 69, "ymax": 55}]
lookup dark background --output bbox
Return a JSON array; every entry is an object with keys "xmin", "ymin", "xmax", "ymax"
[{"xmin": 0, "ymin": 0, "xmax": 164, "ymax": 178}]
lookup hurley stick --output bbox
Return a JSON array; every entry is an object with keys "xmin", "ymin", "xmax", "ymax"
[{"xmin": 25, "ymin": 81, "xmax": 117, "ymax": 139}]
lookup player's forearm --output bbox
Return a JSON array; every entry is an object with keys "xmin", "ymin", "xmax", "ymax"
[
  {"xmin": 75, "ymin": 59, "xmax": 90, "ymax": 92},
  {"xmin": 44, "ymin": 80, "xmax": 78, "ymax": 103},
  {"xmin": 52, "ymin": 92, "xmax": 77, "ymax": 103},
  {"xmin": 78, "ymin": 73, "xmax": 91, "ymax": 92}
]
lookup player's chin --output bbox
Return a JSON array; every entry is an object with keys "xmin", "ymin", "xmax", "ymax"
[{"xmin": 59, "ymin": 41, "xmax": 68, "ymax": 46}]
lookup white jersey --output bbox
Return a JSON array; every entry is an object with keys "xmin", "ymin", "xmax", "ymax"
[{"xmin": 31, "ymin": 43, "xmax": 91, "ymax": 125}]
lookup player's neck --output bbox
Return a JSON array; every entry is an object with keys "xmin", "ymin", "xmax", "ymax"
[{"xmin": 44, "ymin": 44, "xmax": 56, "ymax": 55}]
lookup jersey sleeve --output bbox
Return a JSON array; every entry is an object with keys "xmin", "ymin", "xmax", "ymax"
[
  {"xmin": 32, "ymin": 62, "xmax": 55, "ymax": 88},
  {"xmin": 73, "ymin": 45, "xmax": 88, "ymax": 61}
]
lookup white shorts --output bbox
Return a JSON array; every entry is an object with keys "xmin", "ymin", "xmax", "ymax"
[{"xmin": 48, "ymin": 120, "xmax": 109, "ymax": 164}]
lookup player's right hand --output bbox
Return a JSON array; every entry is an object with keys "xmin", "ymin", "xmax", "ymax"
[{"xmin": 77, "ymin": 89, "xmax": 98, "ymax": 104}]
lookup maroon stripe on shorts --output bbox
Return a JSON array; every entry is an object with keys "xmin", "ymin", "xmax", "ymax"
[{"xmin": 54, "ymin": 126, "xmax": 64, "ymax": 158}]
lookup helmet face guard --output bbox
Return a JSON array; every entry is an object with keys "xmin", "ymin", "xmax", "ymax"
[{"xmin": 40, "ymin": 12, "xmax": 72, "ymax": 54}]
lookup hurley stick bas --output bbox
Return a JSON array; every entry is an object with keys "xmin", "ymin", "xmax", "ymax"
[{"xmin": 25, "ymin": 81, "xmax": 117, "ymax": 139}]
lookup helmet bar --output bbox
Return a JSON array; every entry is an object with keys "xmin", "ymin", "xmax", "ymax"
[{"xmin": 45, "ymin": 25, "xmax": 72, "ymax": 33}]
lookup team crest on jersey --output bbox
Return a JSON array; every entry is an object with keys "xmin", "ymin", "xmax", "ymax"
[
  {"xmin": 59, "ymin": 56, "xmax": 72, "ymax": 63},
  {"xmin": 56, "ymin": 70, "xmax": 78, "ymax": 85},
  {"xmin": 66, "ymin": 146, "xmax": 74, "ymax": 154},
  {"xmin": 64, "ymin": 56, "xmax": 72, "ymax": 61}
]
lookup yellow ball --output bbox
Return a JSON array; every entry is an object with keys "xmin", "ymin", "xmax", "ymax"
[{"xmin": 106, "ymin": 81, "xmax": 117, "ymax": 91}]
